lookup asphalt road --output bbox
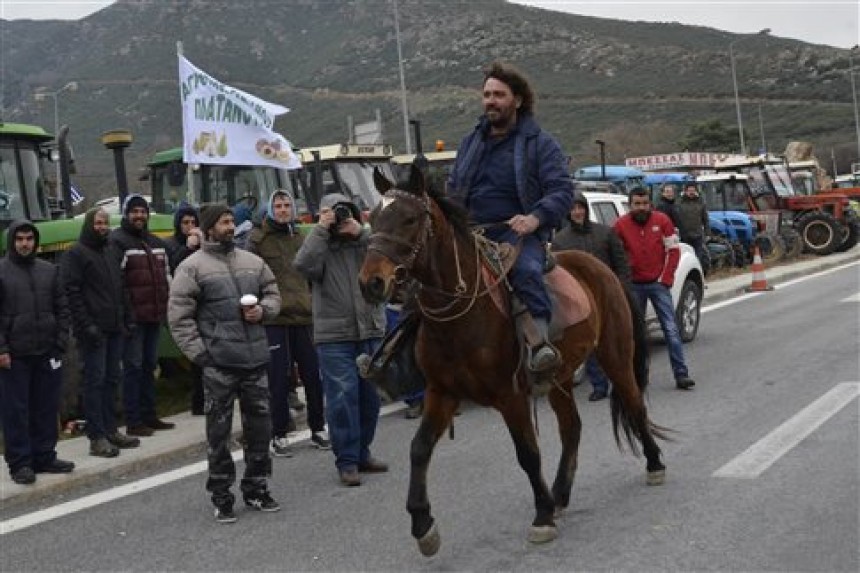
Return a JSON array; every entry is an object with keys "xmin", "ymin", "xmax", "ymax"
[{"xmin": 1, "ymin": 262, "xmax": 858, "ymax": 572}]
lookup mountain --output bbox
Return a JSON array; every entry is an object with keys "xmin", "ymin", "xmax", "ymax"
[{"xmin": 1, "ymin": 0, "xmax": 856, "ymax": 199}]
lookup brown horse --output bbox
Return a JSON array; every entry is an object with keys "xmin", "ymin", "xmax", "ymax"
[{"xmin": 358, "ymin": 165, "xmax": 667, "ymax": 556}]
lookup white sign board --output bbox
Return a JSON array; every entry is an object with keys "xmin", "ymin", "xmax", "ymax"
[{"xmin": 178, "ymin": 56, "xmax": 300, "ymax": 169}]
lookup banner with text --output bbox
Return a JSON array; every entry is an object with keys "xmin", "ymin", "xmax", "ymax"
[{"xmin": 178, "ymin": 56, "xmax": 300, "ymax": 169}]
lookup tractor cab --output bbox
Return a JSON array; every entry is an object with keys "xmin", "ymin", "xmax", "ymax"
[
  {"xmin": 573, "ymin": 165, "xmax": 645, "ymax": 195},
  {"xmin": 145, "ymin": 147, "xmax": 301, "ymax": 224},
  {"xmin": 0, "ymin": 122, "xmax": 55, "ymax": 230},
  {"xmin": 391, "ymin": 149, "xmax": 457, "ymax": 194},
  {"xmin": 292, "ymin": 143, "xmax": 395, "ymax": 222}
]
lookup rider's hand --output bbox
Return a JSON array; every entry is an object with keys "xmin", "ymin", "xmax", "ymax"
[
  {"xmin": 243, "ymin": 304, "xmax": 264, "ymax": 324},
  {"xmin": 508, "ymin": 214, "xmax": 540, "ymax": 236},
  {"xmin": 0, "ymin": 353, "xmax": 10, "ymax": 369}
]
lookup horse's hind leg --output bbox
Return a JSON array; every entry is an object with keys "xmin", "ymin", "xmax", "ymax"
[
  {"xmin": 548, "ymin": 384, "xmax": 582, "ymax": 516},
  {"xmin": 498, "ymin": 397, "xmax": 557, "ymax": 544},
  {"xmin": 407, "ymin": 390, "xmax": 458, "ymax": 556}
]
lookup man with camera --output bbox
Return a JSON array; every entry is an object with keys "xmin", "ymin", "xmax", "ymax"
[{"xmin": 294, "ymin": 193, "xmax": 388, "ymax": 487}]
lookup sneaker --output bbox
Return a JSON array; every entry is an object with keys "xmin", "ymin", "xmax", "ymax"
[
  {"xmin": 358, "ymin": 457, "xmax": 389, "ymax": 473},
  {"xmin": 339, "ymin": 467, "xmax": 361, "ymax": 487},
  {"xmin": 90, "ymin": 437, "xmax": 120, "ymax": 458},
  {"xmin": 270, "ymin": 436, "xmax": 294, "ymax": 458},
  {"xmin": 244, "ymin": 491, "xmax": 281, "ymax": 512},
  {"xmin": 310, "ymin": 431, "xmax": 331, "ymax": 450},
  {"xmin": 35, "ymin": 458, "xmax": 75, "ymax": 474},
  {"xmin": 126, "ymin": 424, "xmax": 154, "ymax": 437},
  {"xmin": 108, "ymin": 432, "xmax": 141, "ymax": 449},
  {"xmin": 676, "ymin": 377, "xmax": 696, "ymax": 390},
  {"xmin": 213, "ymin": 504, "xmax": 237, "ymax": 524},
  {"xmin": 11, "ymin": 466, "xmax": 36, "ymax": 485},
  {"xmin": 145, "ymin": 418, "xmax": 176, "ymax": 431},
  {"xmin": 287, "ymin": 390, "xmax": 305, "ymax": 412}
]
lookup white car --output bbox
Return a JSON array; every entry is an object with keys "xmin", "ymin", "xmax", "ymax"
[{"xmin": 580, "ymin": 191, "xmax": 704, "ymax": 342}]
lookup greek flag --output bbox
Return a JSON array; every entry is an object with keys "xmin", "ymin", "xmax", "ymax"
[{"xmin": 70, "ymin": 183, "xmax": 84, "ymax": 206}]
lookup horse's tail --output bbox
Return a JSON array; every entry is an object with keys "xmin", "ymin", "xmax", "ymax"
[{"xmin": 610, "ymin": 281, "xmax": 671, "ymax": 450}]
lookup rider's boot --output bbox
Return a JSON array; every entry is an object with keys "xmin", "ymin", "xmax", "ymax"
[{"xmin": 518, "ymin": 312, "xmax": 561, "ymax": 373}]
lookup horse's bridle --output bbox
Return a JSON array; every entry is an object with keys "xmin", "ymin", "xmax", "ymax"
[{"xmin": 367, "ymin": 189, "xmax": 434, "ymax": 283}]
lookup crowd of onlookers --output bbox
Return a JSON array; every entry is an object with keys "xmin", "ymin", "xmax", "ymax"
[{"xmin": 0, "ymin": 190, "xmax": 389, "ymax": 523}]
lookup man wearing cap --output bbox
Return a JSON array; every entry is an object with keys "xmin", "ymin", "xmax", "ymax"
[
  {"xmin": 0, "ymin": 220, "xmax": 74, "ymax": 485},
  {"xmin": 168, "ymin": 203, "xmax": 282, "ymax": 523},
  {"xmin": 294, "ymin": 193, "xmax": 388, "ymax": 487},
  {"xmin": 249, "ymin": 189, "xmax": 329, "ymax": 458},
  {"xmin": 109, "ymin": 194, "xmax": 174, "ymax": 436}
]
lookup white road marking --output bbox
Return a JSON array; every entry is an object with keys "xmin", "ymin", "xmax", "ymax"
[
  {"xmin": 841, "ymin": 292, "xmax": 860, "ymax": 303},
  {"xmin": 702, "ymin": 260, "xmax": 860, "ymax": 315},
  {"xmin": 713, "ymin": 382, "xmax": 860, "ymax": 479},
  {"xmin": 0, "ymin": 401, "xmax": 406, "ymax": 536}
]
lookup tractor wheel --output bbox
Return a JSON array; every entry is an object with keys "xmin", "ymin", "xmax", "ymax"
[
  {"xmin": 754, "ymin": 231, "xmax": 786, "ymax": 263},
  {"xmin": 780, "ymin": 227, "xmax": 804, "ymax": 260},
  {"xmin": 835, "ymin": 221, "xmax": 859, "ymax": 253},
  {"xmin": 797, "ymin": 212, "xmax": 840, "ymax": 256}
]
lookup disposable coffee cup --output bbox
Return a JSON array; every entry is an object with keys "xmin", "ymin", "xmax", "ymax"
[{"xmin": 240, "ymin": 294, "xmax": 258, "ymax": 310}]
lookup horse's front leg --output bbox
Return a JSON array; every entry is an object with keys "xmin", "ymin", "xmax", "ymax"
[
  {"xmin": 498, "ymin": 397, "xmax": 557, "ymax": 544},
  {"xmin": 407, "ymin": 390, "xmax": 458, "ymax": 557}
]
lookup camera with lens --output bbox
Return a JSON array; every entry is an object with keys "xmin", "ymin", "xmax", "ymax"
[{"xmin": 331, "ymin": 203, "xmax": 354, "ymax": 229}]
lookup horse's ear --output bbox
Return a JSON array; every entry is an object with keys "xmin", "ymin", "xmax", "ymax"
[
  {"xmin": 408, "ymin": 163, "xmax": 425, "ymax": 195},
  {"xmin": 373, "ymin": 167, "xmax": 392, "ymax": 194}
]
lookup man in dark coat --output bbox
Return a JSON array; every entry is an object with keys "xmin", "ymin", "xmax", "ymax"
[
  {"xmin": 676, "ymin": 183, "xmax": 711, "ymax": 275},
  {"xmin": 164, "ymin": 204, "xmax": 204, "ymax": 414},
  {"xmin": 0, "ymin": 220, "xmax": 74, "ymax": 484},
  {"xmin": 63, "ymin": 207, "xmax": 140, "ymax": 457},
  {"xmin": 109, "ymin": 194, "xmax": 174, "ymax": 436},
  {"xmin": 553, "ymin": 193, "xmax": 631, "ymax": 401}
]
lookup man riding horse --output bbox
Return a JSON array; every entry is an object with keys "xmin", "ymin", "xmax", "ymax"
[{"xmin": 446, "ymin": 61, "xmax": 573, "ymax": 372}]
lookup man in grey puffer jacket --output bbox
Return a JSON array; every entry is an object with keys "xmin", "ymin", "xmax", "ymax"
[
  {"xmin": 294, "ymin": 193, "xmax": 387, "ymax": 487},
  {"xmin": 168, "ymin": 204, "xmax": 281, "ymax": 523}
]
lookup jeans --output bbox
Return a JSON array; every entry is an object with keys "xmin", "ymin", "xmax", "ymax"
[
  {"xmin": 585, "ymin": 354, "xmax": 610, "ymax": 393},
  {"xmin": 122, "ymin": 322, "xmax": 161, "ymax": 427},
  {"xmin": 487, "ymin": 228, "xmax": 552, "ymax": 320},
  {"xmin": 81, "ymin": 332, "xmax": 124, "ymax": 439},
  {"xmin": 0, "ymin": 354, "xmax": 62, "ymax": 473},
  {"xmin": 317, "ymin": 339, "xmax": 382, "ymax": 470},
  {"xmin": 630, "ymin": 282, "xmax": 689, "ymax": 380},
  {"xmin": 265, "ymin": 324, "xmax": 326, "ymax": 436}
]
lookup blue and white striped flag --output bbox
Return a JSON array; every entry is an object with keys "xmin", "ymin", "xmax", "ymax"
[{"xmin": 70, "ymin": 183, "xmax": 84, "ymax": 206}]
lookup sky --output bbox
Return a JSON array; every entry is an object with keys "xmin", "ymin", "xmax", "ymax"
[{"xmin": 0, "ymin": 0, "xmax": 857, "ymax": 49}]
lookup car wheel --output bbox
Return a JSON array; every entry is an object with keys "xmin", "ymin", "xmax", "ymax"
[{"xmin": 675, "ymin": 279, "xmax": 702, "ymax": 343}]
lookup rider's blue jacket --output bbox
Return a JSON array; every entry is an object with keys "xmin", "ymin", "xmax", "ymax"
[{"xmin": 447, "ymin": 114, "xmax": 573, "ymax": 241}]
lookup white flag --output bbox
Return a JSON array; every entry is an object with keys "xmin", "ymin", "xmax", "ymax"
[{"xmin": 178, "ymin": 56, "xmax": 301, "ymax": 169}]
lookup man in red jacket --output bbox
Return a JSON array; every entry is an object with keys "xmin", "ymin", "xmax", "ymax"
[{"xmin": 614, "ymin": 187, "xmax": 696, "ymax": 390}]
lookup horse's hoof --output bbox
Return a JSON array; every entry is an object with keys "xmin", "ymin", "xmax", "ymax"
[
  {"xmin": 527, "ymin": 524, "xmax": 558, "ymax": 544},
  {"xmin": 417, "ymin": 522, "xmax": 441, "ymax": 556},
  {"xmin": 646, "ymin": 469, "xmax": 665, "ymax": 486}
]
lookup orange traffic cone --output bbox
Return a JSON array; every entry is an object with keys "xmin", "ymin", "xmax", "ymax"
[{"xmin": 745, "ymin": 246, "xmax": 774, "ymax": 292}]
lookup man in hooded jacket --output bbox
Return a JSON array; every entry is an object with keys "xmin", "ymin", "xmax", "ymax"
[
  {"xmin": 0, "ymin": 220, "xmax": 74, "ymax": 484},
  {"xmin": 63, "ymin": 207, "xmax": 140, "ymax": 457},
  {"xmin": 109, "ymin": 194, "xmax": 174, "ymax": 436},
  {"xmin": 249, "ymin": 189, "xmax": 328, "ymax": 458}
]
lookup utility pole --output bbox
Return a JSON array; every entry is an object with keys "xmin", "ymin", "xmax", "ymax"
[{"xmin": 393, "ymin": 0, "xmax": 412, "ymax": 153}]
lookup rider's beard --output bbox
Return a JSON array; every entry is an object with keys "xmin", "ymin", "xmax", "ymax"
[{"xmin": 632, "ymin": 210, "xmax": 650, "ymax": 225}]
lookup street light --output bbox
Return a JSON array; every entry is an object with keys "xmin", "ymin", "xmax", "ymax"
[
  {"xmin": 849, "ymin": 45, "xmax": 860, "ymax": 164},
  {"xmin": 34, "ymin": 81, "xmax": 79, "ymax": 192},
  {"xmin": 729, "ymin": 29, "xmax": 769, "ymax": 155}
]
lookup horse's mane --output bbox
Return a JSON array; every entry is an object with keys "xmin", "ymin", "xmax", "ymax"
[{"xmin": 394, "ymin": 173, "xmax": 472, "ymax": 244}]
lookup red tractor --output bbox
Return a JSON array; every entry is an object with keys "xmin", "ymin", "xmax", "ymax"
[{"xmin": 715, "ymin": 156, "xmax": 858, "ymax": 255}]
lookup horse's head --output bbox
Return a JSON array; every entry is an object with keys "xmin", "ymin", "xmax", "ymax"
[{"xmin": 359, "ymin": 164, "xmax": 433, "ymax": 304}]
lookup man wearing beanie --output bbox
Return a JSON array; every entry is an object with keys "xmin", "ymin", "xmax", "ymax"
[
  {"xmin": 250, "ymin": 189, "xmax": 329, "ymax": 458},
  {"xmin": 109, "ymin": 194, "xmax": 174, "ymax": 436},
  {"xmin": 552, "ymin": 191, "xmax": 631, "ymax": 401},
  {"xmin": 164, "ymin": 203, "xmax": 204, "ymax": 415},
  {"xmin": 169, "ymin": 203, "xmax": 282, "ymax": 522},
  {"xmin": 0, "ymin": 220, "xmax": 74, "ymax": 484},
  {"xmin": 63, "ymin": 208, "xmax": 140, "ymax": 457}
]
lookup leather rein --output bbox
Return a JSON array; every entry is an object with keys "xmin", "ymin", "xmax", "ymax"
[{"xmin": 367, "ymin": 189, "xmax": 505, "ymax": 322}]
